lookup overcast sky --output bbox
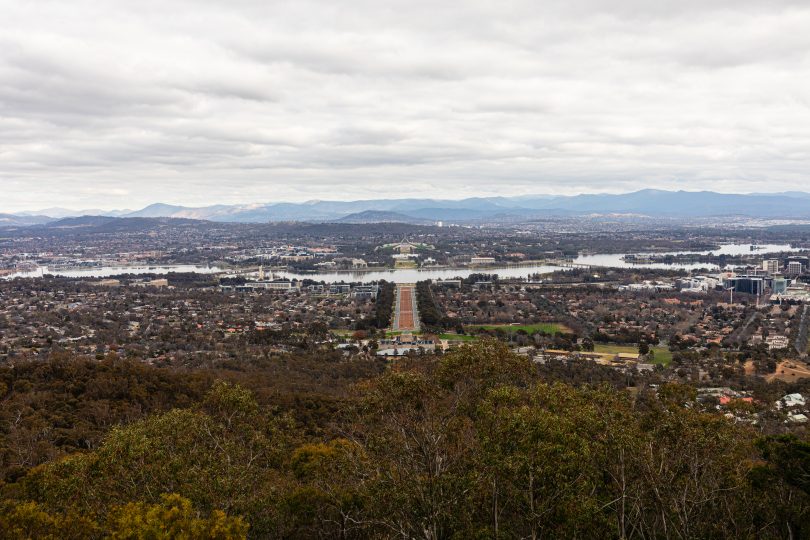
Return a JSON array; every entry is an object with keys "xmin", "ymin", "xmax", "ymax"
[{"xmin": 2, "ymin": 0, "xmax": 810, "ymax": 212}]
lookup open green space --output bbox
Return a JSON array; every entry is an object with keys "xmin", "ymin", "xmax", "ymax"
[
  {"xmin": 330, "ymin": 329, "xmax": 355, "ymax": 336},
  {"xmin": 593, "ymin": 343, "xmax": 639, "ymax": 355},
  {"xmin": 465, "ymin": 323, "xmax": 567, "ymax": 335},
  {"xmin": 649, "ymin": 347, "xmax": 673, "ymax": 366},
  {"xmin": 385, "ymin": 330, "xmax": 422, "ymax": 337}
]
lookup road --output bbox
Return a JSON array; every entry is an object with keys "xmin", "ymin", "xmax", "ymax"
[
  {"xmin": 393, "ymin": 283, "xmax": 420, "ymax": 332},
  {"xmin": 796, "ymin": 305, "xmax": 810, "ymax": 357}
]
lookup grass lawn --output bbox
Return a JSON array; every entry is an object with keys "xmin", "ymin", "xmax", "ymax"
[
  {"xmin": 385, "ymin": 330, "xmax": 422, "ymax": 337},
  {"xmin": 593, "ymin": 343, "xmax": 672, "ymax": 366},
  {"xmin": 466, "ymin": 323, "xmax": 568, "ymax": 335},
  {"xmin": 649, "ymin": 347, "xmax": 673, "ymax": 366},
  {"xmin": 330, "ymin": 329, "xmax": 355, "ymax": 336},
  {"xmin": 593, "ymin": 343, "xmax": 639, "ymax": 354}
]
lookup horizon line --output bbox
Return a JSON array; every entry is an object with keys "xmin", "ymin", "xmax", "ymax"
[{"xmin": 6, "ymin": 188, "xmax": 810, "ymax": 215}]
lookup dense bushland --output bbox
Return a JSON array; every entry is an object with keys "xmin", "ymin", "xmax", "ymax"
[{"xmin": 2, "ymin": 341, "xmax": 810, "ymax": 538}]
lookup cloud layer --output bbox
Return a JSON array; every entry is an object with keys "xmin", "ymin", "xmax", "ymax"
[{"xmin": 2, "ymin": 0, "xmax": 810, "ymax": 211}]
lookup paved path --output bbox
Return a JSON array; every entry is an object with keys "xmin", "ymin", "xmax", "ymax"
[
  {"xmin": 393, "ymin": 283, "xmax": 420, "ymax": 332},
  {"xmin": 796, "ymin": 305, "xmax": 810, "ymax": 357}
]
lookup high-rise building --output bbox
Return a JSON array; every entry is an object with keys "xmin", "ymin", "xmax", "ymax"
[
  {"xmin": 787, "ymin": 261, "xmax": 804, "ymax": 275},
  {"xmin": 763, "ymin": 259, "xmax": 781, "ymax": 274}
]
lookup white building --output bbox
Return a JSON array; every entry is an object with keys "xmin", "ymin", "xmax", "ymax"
[
  {"xmin": 776, "ymin": 393, "xmax": 806, "ymax": 409},
  {"xmin": 763, "ymin": 259, "xmax": 781, "ymax": 274},
  {"xmin": 765, "ymin": 335, "xmax": 790, "ymax": 350},
  {"xmin": 678, "ymin": 275, "xmax": 719, "ymax": 293},
  {"xmin": 619, "ymin": 281, "xmax": 675, "ymax": 292},
  {"xmin": 221, "ymin": 281, "xmax": 297, "ymax": 292}
]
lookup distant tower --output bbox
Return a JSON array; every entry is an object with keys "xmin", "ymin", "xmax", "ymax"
[{"xmin": 258, "ymin": 265, "xmax": 265, "ymax": 281}]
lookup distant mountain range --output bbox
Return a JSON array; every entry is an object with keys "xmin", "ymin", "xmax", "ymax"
[
  {"xmin": 0, "ymin": 213, "xmax": 54, "ymax": 227},
  {"xmin": 335, "ymin": 210, "xmax": 434, "ymax": 224},
  {"xmin": 4, "ymin": 190, "xmax": 810, "ymax": 226}
]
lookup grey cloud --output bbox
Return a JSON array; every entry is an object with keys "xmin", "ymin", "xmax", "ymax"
[{"xmin": 1, "ymin": 0, "xmax": 810, "ymax": 211}]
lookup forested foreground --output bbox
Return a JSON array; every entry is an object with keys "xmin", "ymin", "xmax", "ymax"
[{"xmin": 2, "ymin": 342, "xmax": 810, "ymax": 538}]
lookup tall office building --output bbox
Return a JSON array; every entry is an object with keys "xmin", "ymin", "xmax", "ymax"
[
  {"xmin": 763, "ymin": 259, "xmax": 781, "ymax": 274},
  {"xmin": 787, "ymin": 261, "xmax": 804, "ymax": 275}
]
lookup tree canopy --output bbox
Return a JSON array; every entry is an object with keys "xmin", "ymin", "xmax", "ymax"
[{"xmin": 2, "ymin": 341, "xmax": 810, "ymax": 538}]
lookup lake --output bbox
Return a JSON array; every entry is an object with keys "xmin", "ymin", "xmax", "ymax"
[
  {"xmin": 3, "ymin": 264, "xmax": 224, "ymax": 280},
  {"xmin": 573, "ymin": 243, "xmax": 801, "ymax": 270},
  {"xmin": 3, "ymin": 243, "xmax": 802, "ymax": 283}
]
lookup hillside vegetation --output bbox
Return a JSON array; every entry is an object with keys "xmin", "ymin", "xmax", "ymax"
[{"xmin": 1, "ymin": 342, "xmax": 809, "ymax": 538}]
